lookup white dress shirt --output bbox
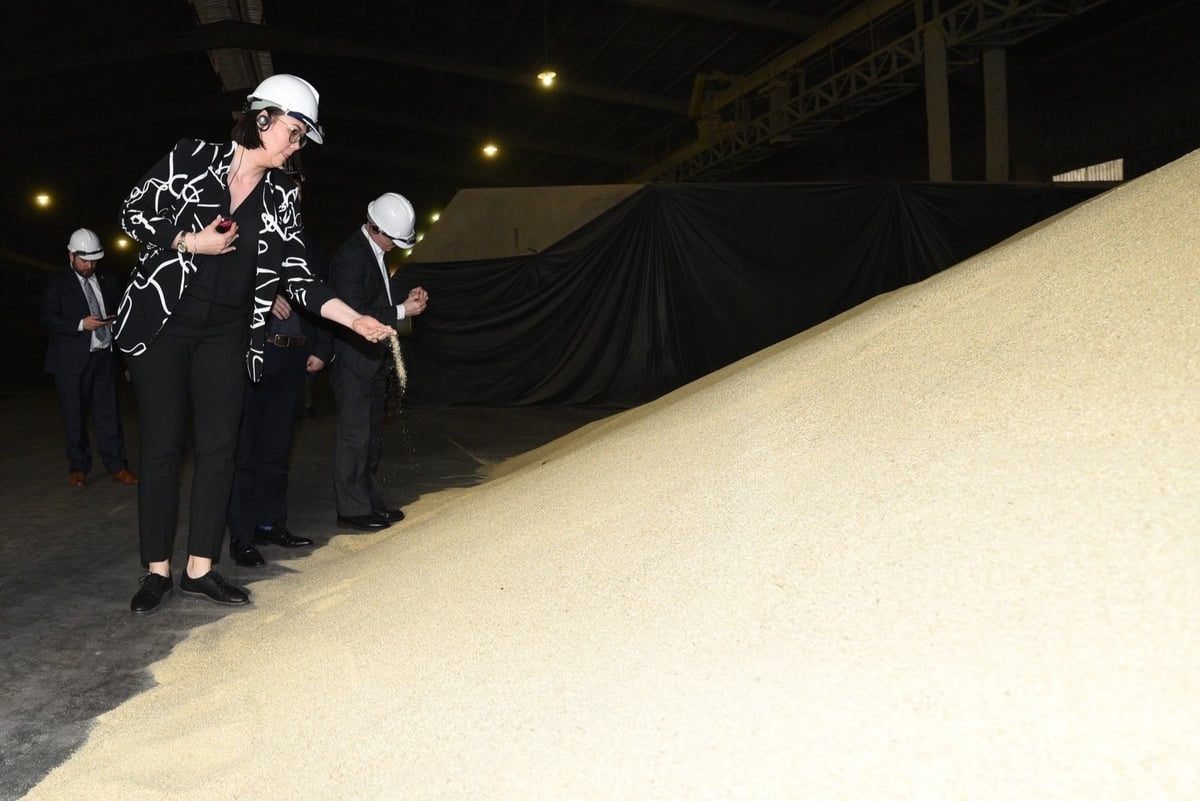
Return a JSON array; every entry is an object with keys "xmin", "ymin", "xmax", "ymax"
[{"xmin": 362, "ymin": 226, "xmax": 407, "ymax": 320}]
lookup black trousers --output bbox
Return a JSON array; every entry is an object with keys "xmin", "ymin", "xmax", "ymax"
[
  {"xmin": 127, "ymin": 318, "xmax": 245, "ymax": 564},
  {"xmin": 330, "ymin": 358, "xmax": 388, "ymax": 517},
  {"xmin": 53, "ymin": 349, "xmax": 128, "ymax": 474},
  {"xmin": 227, "ymin": 342, "xmax": 307, "ymax": 545}
]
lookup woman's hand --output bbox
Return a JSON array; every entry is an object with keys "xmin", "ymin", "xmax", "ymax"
[
  {"xmin": 350, "ymin": 315, "xmax": 396, "ymax": 343},
  {"xmin": 180, "ymin": 216, "xmax": 238, "ymax": 256}
]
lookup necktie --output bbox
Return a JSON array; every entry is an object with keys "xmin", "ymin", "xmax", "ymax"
[{"xmin": 83, "ymin": 279, "xmax": 110, "ymax": 347}]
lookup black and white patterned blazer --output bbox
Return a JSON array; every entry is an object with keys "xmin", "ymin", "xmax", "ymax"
[{"xmin": 115, "ymin": 137, "xmax": 334, "ymax": 382}]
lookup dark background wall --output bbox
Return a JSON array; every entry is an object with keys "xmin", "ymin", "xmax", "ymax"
[{"xmin": 5, "ymin": 0, "xmax": 1197, "ymax": 393}]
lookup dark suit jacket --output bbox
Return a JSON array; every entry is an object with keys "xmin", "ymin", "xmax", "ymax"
[
  {"xmin": 275, "ymin": 231, "xmax": 334, "ymax": 366},
  {"xmin": 41, "ymin": 266, "xmax": 121, "ymax": 375},
  {"xmin": 295, "ymin": 299, "xmax": 335, "ymax": 365},
  {"xmin": 327, "ymin": 229, "xmax": 407, "ymax": 381},
  {"xmin": 300, "ymin": 231, "xmax": 334, "ymax": 365}
]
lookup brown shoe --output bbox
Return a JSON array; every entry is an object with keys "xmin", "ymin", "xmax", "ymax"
[
  {"xmin": 111, "ymin": 469, "xmax": 138, "ymax": 485},
  {"xmin": 68, "ymin": 471, "xmax": 87, "ymax": 487}
]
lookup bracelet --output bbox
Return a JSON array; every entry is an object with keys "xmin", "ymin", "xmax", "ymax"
[{"xmin": 187, "ymin": 233, "xmax": 194, "ymax": 253}]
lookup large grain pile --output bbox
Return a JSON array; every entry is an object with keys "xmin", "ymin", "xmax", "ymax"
[{"xmin": 26, "ymin": 151, "xmax": 1200, "ymax": 800}]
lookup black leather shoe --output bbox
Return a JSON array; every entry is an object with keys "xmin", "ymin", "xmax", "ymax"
[
  {"xmin": 373, "ymin": 507, "xmax": 405, "ymax": 523},
  {"xmin": 231, "ymin": 540, "xmax": 266, "ymax": 567},
  {"xmin": 180, "ymin": 569, "xmax": 249, "ymax": 605},
  {"xmin": 336, "ymin": 514, "xmax": 391, "ymax": 531},
  {"xmin": 131, "ymin": 573, "xmax": 173, "ymax": 614},
  {"xmin": 254, "ymin": 526, "xmax": 314, "ymax": 548}
]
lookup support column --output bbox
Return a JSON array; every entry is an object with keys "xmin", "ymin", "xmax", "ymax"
[
  {"xmin": 983, "ymin": 48, "xmax": 1010, "ymax": 182},
  {"xmin": 924, "ymin": 22, "xmax": 953, "ymax": 182}
]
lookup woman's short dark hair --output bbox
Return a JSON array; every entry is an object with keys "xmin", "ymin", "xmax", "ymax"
[{"xmin": 230, "ymin": 106, "xmax": 282, "ymax": 149}]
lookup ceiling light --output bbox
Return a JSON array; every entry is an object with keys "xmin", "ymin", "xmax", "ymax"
[
  {"xmin": 537, "ymin": 0, "xmax": 556, "ymax": 89},
  {"xmin": 35, "ymin": 193, "xmax": 51, "ymax": 208},
  {"xmin": 482, "ymin": 143, "xmax": 499, "ymax": 158}
]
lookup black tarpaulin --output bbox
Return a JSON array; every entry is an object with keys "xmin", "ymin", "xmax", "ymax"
[{"xmin": 397, "ymin": 182, "xmax": 1103, "ymax": 408}]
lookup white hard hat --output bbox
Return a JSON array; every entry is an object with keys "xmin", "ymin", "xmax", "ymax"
[
  {"xmin": 247, "ymin": 74, "xmax": 325, "ymax": 144},
  {"xmin": 366, "ymin": 192, "xmax": 416, "ymax": 248},
  {"xmin": 67, "ymin": 228, "xmax": 104, "ymax": 260}
]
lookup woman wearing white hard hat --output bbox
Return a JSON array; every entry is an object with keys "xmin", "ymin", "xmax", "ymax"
[{"xmin": 116, "ymin": 74, "xmax": 396, "ymax": 614}]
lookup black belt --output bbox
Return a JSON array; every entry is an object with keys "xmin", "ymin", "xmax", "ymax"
[{"xmin": 266, "ymin": 334, "xmax": 307, "ymax": 347}]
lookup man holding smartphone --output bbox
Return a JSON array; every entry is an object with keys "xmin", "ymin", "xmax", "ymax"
[{"xmin": 40, "ymin": 228, "xmax": 138, "ymax": 487}]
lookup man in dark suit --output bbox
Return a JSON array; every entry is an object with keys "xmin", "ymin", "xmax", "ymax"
[
  {"xmin": 327, "ymin": 192, "xmax": 428, "ymax": 530},
  {"xmin": 226, "ymin": 168, "xmax": 330, "ymax": 566},
  {"xmin": 40, "ymin": 228, "xmax": 137, "ymax": 487}
]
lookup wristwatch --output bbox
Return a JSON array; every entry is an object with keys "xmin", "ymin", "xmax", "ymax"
[{"xmin": 176, "ymin": 233, "xmax": 188, "ymax": 254}]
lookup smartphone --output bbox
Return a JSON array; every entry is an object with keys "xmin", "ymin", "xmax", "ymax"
[{"xmin": 216, "ymin": 216, "xmax": 233, "ymax": 233}]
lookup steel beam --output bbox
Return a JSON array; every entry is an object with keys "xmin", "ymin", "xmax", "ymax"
[{"xmin": 634, "ymin": 0, "xmax": 1114, "ymax": 183}]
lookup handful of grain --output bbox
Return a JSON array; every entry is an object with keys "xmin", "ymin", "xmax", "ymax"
[{"xmin": 388, "ymin": 331, "xmax": 407, "ymax": 392}]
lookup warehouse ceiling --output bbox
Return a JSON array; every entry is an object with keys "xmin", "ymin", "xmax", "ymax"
[{"xmin": 0, "ymin": 0, "xmax": 1191, "ymax": 265}]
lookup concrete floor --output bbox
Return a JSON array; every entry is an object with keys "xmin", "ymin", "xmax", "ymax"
[{"xmin": 0, "ymin": 376, "xmax": 612, "ymax": 801}]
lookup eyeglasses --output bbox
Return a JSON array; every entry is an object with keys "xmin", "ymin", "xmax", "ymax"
[
  {"xmin": 370, "ymin": 224, "xmax": 414, "ymax": 247},
  {"xmin": 279, "ymin": 118, "xmax": 308, "ymax": 148}
]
